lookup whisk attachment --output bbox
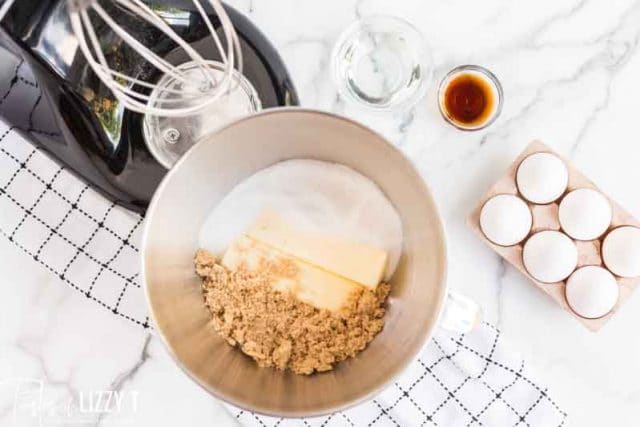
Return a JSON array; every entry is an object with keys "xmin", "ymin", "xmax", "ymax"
[{"xmin": 67, "ymin": 0, "xmax": 244, "ymax": 117}]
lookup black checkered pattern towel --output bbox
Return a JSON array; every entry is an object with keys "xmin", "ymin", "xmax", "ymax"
[{"xmin": 0, "ymin": 57, "xmax": 566, "ymax": 427}]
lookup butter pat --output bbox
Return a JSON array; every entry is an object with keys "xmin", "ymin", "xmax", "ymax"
[
  {"xmin": 222, "ymin": 235, "xmax": 359, "ymax": 312},
  {"xmin": 246, "ymin": 212, "xmax": 388, "ymax": 289}
]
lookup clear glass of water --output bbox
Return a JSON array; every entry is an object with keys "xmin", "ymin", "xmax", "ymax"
[{"xmin": 331, "ymin": 15, "xmax": 433, "ymax": 111}]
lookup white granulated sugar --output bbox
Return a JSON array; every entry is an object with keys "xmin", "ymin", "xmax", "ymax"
[{"xmin": 198, "ymin": 159, "xmax": 404, "ymax": 280}]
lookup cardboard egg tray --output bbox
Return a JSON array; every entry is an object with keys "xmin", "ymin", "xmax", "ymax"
[{"xmin": 467, "ymin": 140, "xmax": 640, "ymax": 331}]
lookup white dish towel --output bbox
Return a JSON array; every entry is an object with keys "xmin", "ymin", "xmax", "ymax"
[{"xmin": 0, "ymin": 62, "xmax": 566, "ymax": 427}]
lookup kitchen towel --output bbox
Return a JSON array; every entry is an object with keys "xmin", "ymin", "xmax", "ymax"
[{"xmin": 0, "ymin": 58, "xmax": 567, "ymax": 427}]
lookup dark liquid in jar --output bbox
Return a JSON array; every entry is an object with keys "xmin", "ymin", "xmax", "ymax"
[{"xmin": 443, "ymin": 73, "xmax": 496, "ymax": 127}]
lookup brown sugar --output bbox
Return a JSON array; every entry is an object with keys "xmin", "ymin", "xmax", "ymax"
[{"xmin": 195, "ymin": 249, "xmax": 390, "ymax": 375}]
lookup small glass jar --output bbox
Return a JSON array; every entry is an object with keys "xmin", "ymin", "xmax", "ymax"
[
  {"xmin": 143, "ymin": 61, "xmax": 261, "ymax": 169},
  {"xmin": 437, "ymin": 65, "xmax": 503, "ymax": 131}
]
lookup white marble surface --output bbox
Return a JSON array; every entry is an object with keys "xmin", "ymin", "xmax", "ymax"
[{"xmin": 2, "ymin": 0, "xmax": 640, "ymax": 425}]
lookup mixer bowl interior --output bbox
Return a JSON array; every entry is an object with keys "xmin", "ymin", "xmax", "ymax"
[{"xmin": 141, "ymin": 109, "xmax": 447, "ymax": 416}]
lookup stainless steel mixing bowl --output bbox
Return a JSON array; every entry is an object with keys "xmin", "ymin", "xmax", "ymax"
[{"xmin": 141, "ymin": 109, "xmax": 448, "ymax": 417}]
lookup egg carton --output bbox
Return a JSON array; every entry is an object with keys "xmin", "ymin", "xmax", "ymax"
[{"xmin": 467, "ymin": 140, "xmax": 640, "ymax": 331}]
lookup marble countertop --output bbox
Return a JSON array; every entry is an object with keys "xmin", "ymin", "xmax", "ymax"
[{"xmin": 2, "ymin": 0, "xmax": 640, "ymax": 425}]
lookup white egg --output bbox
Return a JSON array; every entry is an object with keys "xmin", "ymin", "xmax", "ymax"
[
  {"xmin": 522, "ymin": 230, "xmax": 578, "ymax": 283},
  {"xmin": 565, "ymin": 266, "xmax": 619, "ymax": 319},
  {"xmin": 516, "ymin": 152, "xmax": 568, "ymax": 204},
  {"xmin": 480, "ymin": 194, "xmax": 532, "ymax": 246},
  {"xmin": 602, "ymin": 226, "xmax": 640, "ymax": 277},
  {"xmin": 559, "ymin": 188, "xmax": 612, "ymax": 240}
]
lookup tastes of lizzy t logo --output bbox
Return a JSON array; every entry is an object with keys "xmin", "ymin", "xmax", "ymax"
[{"xmin": 1, "ymin": 378, "xmax": 139, "ymax": 425}]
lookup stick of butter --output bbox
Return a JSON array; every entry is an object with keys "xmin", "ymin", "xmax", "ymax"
[
  {"xmin": 222, "ymin": 235, "xmax": 359, "ymax": 312},
  {"xmin": 246, "ymin": 211, "xmax": 388, "ymax": 289}
]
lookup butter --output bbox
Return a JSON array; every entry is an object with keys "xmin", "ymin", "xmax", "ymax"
[
  {"xmin": 246, "ymin": 212, "xmax": 388, "ymax": 289},
  {"xmin": 222, "ymin": 235, "xmax": 359, "ymax": 312}
]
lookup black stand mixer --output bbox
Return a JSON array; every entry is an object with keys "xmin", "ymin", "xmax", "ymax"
[{"xmin": 0, "ymin": 0, "xmax": 298, "ymax": 212}]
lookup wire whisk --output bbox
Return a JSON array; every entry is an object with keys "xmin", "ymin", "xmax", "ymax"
[{"xmin": 65, "ymin": 0, "xmax": 243, "ymax": 117}]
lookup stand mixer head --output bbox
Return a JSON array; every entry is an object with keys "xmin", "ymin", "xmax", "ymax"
[{"xmin": 0, "ymin": 0, "xmax": 297, "ymax": 211}]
